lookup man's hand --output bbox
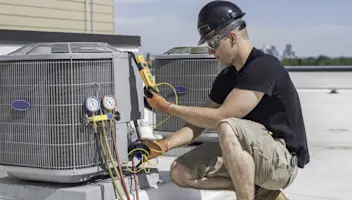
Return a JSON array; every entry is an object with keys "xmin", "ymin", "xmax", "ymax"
[
  {"xmin": 144, "ymin": 86, "xmax": 172, "ymax": 113},
  {"xmin": 128, "ymin": 139, "xmax": 169, "ymax": 161}
]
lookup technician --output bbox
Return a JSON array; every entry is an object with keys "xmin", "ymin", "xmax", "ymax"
[{"xmin": 129, "ymin": 1, "xmax": 310, "ymax": 200}]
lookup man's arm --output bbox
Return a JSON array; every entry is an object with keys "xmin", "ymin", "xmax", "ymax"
[
  {"xmin": 165, "ymin": 59, "xmax": 280, "ymax": 130},
  {"xmin": 167, "ymin": 89, "xmax": 264, "ymax": 130},
  {"xmin": 164, "ymin": 98, "xmax": 220, "ymax": 150}
]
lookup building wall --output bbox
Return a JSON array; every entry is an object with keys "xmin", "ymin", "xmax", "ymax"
[{"xmin": 0, "ymin": 0, "xmax": 114, "ymax": 34}]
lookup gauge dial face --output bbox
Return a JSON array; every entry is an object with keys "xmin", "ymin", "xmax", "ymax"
[
  {"xmin": 102, "ymin": 95, "xmax": 117, "ymax": 111},
  {"xmin": 85, "ymin": 96, "xmax": 100, "ymax": 112}
]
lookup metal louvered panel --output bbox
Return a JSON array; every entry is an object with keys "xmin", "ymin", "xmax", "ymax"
[
  {"xmin": 8, "ymin": 42, "xmax": 118, "ymax": 55},
  {"xmin": 153, "ymin": 53, "xmax": 226, "ymax": 132},
  {"xmin": 0, "ymin": 59, "xmax": 115, "ymax": 169}
]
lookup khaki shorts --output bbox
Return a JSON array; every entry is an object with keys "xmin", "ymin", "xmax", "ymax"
[{"xmin": 174, "ymin": 118, "xmax": 298, "ymax": 190}]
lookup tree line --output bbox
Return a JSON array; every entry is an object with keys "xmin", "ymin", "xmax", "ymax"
[{"xmin": 281, "ymin": 55, "xmax": 352, "ymax": 66}]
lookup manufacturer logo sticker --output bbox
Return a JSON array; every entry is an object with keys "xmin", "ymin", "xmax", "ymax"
[
  {"xmin": 11, "ymin": 100, "xmax": 31, "ymax": 111},
  {"xmin": 174, "ymin": 86, "xmax": 189, "ymax": 95}
]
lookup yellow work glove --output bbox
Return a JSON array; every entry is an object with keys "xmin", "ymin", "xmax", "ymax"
[
  {"xmin": 128, "ymin": 139, "xmax": 169, "ymax": 161},
  {"xmin": 144, "ymin": 86, "xmax": 173, "ymax": 114}
]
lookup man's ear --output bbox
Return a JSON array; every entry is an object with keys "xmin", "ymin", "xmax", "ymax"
[{"xmin": 229, "ymin": 31, "xmax": 237, "ymax": 44}]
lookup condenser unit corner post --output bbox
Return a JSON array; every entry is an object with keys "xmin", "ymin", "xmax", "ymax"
[{"xmin": 69, "ymin": 54, "xmax": 77, "ymax": 171}]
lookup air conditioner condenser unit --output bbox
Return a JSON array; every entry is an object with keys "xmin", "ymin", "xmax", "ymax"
[{"xmin": 0, "ymin": 42, "xmax": 144, "ymax": 183}]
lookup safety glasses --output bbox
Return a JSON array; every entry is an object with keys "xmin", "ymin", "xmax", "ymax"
[{"xmin": 205, "ymin": 20, "xmax": 246, "ymax": 50}]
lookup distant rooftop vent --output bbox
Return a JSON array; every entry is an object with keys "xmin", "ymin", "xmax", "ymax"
[
  {"xmin": 163, "ymin": 46, "xmax": 209, "ymax": 55},
  {"xmin": 8, "ymin": 42, "xmax": 120, "ymax": 55}
]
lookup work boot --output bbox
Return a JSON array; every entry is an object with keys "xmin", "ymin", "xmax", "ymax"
[{"xmin": 255, "ymin": 187, "xmax": 289, "ymax": 200}]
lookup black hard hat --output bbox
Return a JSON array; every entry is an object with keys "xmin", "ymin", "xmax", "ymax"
[{"xmin": 197, "ymin": 0, "xmax": 246, "ymax": 45}]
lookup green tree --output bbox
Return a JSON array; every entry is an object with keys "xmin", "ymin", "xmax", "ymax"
[{"xmin": 281, "ymin": 55, "xmax": 352, "ymax": 66}]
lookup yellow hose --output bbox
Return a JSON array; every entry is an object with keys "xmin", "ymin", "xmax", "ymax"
[
  {"xmin": 102, "ymin": 122, "xmax": 125, "ymax": 185},
  {"xmin": 89, "ymin": 82, "xmax": 179, "ymax": 198},
  {"xmin": 97, "ymin": 122, "xmax": 126, "ymax": 199},
  {"xmin": 109, "ymin": 119, "xmax": 132, "ymax": 200},
  {"xmin": 126, "ymin": 82, "xmax": 179, "ymax": 174}
]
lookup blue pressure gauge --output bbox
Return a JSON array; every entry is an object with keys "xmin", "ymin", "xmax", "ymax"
[{"xmin": 85, "ymin": 96, "xmax": 100, "ymax": 112}]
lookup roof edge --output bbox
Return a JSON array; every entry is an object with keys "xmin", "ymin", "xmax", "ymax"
[{"xmin": 0, "ymin": 29, "xmax": 141, "ymax": 47}]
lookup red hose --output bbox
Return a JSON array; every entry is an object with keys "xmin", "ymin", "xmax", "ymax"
[
  {"xmin": 132, "ymin": 159, "xmax": 139, "ymax": 200},
  {"xmin": 110, "ymin": 123, "xmax": 131, "ymax": 200}
]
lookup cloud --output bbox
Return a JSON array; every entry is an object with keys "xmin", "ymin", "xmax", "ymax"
[
  {"xmin": 115, "ymin": 17, "xmax": 156, "ymax": 25},
  {"xmin": 116, "ymin": 15, "xmax": 352, "ymax": 57},
  {"xmin": 113, "ymin": 0, "xmax": 351, "ymax": 57},
  {"xmin": 114, "ymin": 0, "xmax": 230, "ymax": 5},
  {"xmin": 115, "ymin": 16, "xmax": 200, "ymax": 54},
  {"xmin": 114, "ymin": 0, "xmax": 205, "ymax": 54},
  {"xmin": 248, "ymin": 24, "xmax": 352, "ymax": 57},
  {"xmin": 115, "ymin": 0, "xmax": 157, "ymax": 3}
]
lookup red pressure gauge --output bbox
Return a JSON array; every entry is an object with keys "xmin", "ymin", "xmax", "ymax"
[{"xmin": 102, "ymin": 95, "xmax": 117, "ymax": 111}]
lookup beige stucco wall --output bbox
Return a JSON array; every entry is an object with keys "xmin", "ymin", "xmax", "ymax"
[{"xmin": 0, "ymin": 0, "xmax": 114, "ymax": 34}]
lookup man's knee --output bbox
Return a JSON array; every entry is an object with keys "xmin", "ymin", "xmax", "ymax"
[
  {"xmin": 217, "ymin": 118, "xmax": 242, "ymax": 148},
  {"xmin": 169, "ymin": 161, "xmax": 192, "ymax": 188},
  {"xmin": 217, "ymin": 118, "xmax": 243, "ymax": 136}
]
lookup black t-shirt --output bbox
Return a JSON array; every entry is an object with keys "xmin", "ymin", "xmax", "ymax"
[{"xmin": 209, "ymin": 48, "xmax": 310, "ymax": 168}]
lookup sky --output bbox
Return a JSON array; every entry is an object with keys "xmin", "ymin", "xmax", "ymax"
[{"xmin": 114, "ymin": 0, "xmax": 351, "ymax": 57}]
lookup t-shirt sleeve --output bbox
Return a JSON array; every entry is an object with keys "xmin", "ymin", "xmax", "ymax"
[
  {"xmin": 235, "ymin": 57, "xmax": 281, "ymax": 96},
  {"xmin": 208, "ymin": 74, "xmax": 226, "ymax": 104},
  {"xmin": 208, "ymin": 67, "xmax": 236, "ymax": 104}
]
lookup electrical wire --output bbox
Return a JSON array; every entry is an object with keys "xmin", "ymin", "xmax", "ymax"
[
  {"xmin": 152, "ymin": 82, "xmax": 179, "ymax": 135},
  {"xmin": 125, "ymin": 82, "xmax": 179, "ymax": 174}
]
